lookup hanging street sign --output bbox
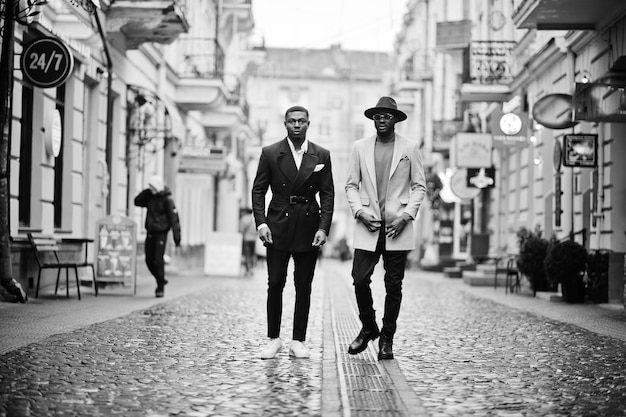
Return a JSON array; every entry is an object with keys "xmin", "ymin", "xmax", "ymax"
[
  {"xmin": 450, "ymin": 168, "xmax": 481, "ymax": 201},
  {"xmin": 490, "ymin": 108, "xmax": 529, "ymax": 148},
  {"xmin": 466, "ymin": 167, "xmax": 496, "ymax": 189},
  {"xmin": 563, "ymin": 134, "xmax": 597, "ymax": 167},
  {"xmin": 20, "ymin": 37, "xmax": 74, "ymax": 88},
  {"xmin": 532, "ymin": 93, "xmax": 579, "ymax": 129}
]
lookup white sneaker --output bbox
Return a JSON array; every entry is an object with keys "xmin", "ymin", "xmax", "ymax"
[
  {"xmin": 260, "ymin": 338, "xmax": 282, "ymax": 359},
  {"xmin": 289, "ymin": 340, "xmax": 310, "ymax": 359}
]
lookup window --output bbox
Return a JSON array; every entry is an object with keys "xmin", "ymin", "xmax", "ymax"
[
  {"xmin": 53, "ymin": 84, "xmax": 65, "ymax": 228},
  {"xmin": 19, "ymin": 84, "xmax": 33, "ymax": 226}
]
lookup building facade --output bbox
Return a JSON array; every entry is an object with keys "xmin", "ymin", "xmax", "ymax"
[
  {"xmin": 392, "ymin": 0, "xmax": 626, "ymax": 303},
  {"xmin": 2, "ymin": 0, "xmax": 256, "ymax": 298}
]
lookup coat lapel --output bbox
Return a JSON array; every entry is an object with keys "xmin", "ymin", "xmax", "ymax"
[
  {"xmin": 364, "ymin": 136, "xmax": 377, "ymax": 194},
  {"xmin": 389, "ymin": 136, "xmax": 407, "ymax": 179},
  {"xmin": 277, "ymin": 139, "xmax": 297, "ymax": 184},
  {"xmin": 292, "ymin": 147, "xmax": 318, "ymax": 192}
]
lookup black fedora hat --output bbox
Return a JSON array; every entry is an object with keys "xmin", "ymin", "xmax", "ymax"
[{"xmin": 364, "ymin": 96, "xmax": 407, "ymax": 122}]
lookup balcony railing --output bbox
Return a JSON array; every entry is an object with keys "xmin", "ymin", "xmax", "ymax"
[
  {"xmin": 463, "ymin": 41, "xmax": 517, "ymax": 85},
  {"xmin": 174, "ymin": 37, "xmax": 225, "ymax": 79}
]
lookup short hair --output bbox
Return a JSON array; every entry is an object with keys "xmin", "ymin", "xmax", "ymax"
[{"xmin": 285, "ymin": 105, "xmax": 309, "ymax": 120}]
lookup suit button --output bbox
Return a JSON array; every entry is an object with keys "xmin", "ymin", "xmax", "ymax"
[
  {"xmin": 282, "ymin": 183, "xmax": 286, "ymax": 187},
  {"xmin": 285, "ymin": 213, "xmax": 289, "ymax": 217}
]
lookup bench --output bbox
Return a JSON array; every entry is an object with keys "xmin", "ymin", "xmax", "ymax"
[{"xmin": 27, "ymin": 233, "xmax": 85, "ymax": 300}]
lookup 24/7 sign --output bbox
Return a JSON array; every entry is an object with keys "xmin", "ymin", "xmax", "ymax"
[{"xmin": 21, "ymin": 37, "xmax": 74, "ymax": 88}]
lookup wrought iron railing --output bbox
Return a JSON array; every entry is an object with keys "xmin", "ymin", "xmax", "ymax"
[{"xmin": 175, "ymin": 37, "xmax": 224, "ymax": 79}]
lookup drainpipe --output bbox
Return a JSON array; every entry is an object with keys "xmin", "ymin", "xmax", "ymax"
[
  {"xmin": 566, "ymin": 49, "xmax": 576, "ymax": 240},
  {"xmin": 593, "ymin": 123, "xmax": 603, "ymax": 249},
  {"xmin": 93, "ymin": 10, "xmax": 114, "ymax": 214}
]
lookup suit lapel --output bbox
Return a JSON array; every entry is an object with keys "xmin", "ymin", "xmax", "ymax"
[
  {"xmin": 277, "ymin": 139, "xmax": 297, "ymax": 184},
  {"xmin": 364, "ymin": 136, "xmax": 377, "ymax": 193},
  {"xmin": 389, "ymin": 136, "xmax": 407, "ymax": 179},
  {"xmin": 292, "ymin": 147, "xmax": 318, "ymax": 192}
]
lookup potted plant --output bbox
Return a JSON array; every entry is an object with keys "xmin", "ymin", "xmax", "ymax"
[
  {"xmin": 545, "ymin": 240, "xmax": 588, "ymax": 303},
  {"xmin": 516, "ymin": 225, "xmax": 553, "ymax": 295}
]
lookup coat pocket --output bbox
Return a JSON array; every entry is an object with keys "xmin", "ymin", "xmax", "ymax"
[{"xmin": 360, "ymin": 197, "xmax": 370, "ymax": 206}]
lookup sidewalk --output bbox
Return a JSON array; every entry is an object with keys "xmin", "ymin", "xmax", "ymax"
[
  {"xmin": 455, "ymin": 274, "xmax": 626, "ymax": 343},
  {"xmin": 0, "ymin": 261, "xmax": 212, "ymax": 356}
]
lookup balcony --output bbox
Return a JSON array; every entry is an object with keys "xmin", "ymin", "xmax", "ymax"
[
  {"xmin": 106, "ymin": 0, "xmax": 189, "ymax": 49},
  {"xmin": 173, "ymin": 37, "xmax": 228, "ymax": 111},
  {"xmin": 459, "ymin": 41, "xmax": 517, "ymax": 102},
  {"xmin": 513, "ymin": 0, "xmax": 626, "ymax": 30}
]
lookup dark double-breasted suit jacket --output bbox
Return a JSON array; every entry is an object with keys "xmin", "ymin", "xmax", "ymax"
[{"xmin": 252, "ymin": 138, "xmax": 334, "ymax": 253}]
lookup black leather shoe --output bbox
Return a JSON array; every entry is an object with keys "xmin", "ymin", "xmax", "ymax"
[
  {"xmin": 378, "ymin": 338, "xmax": 394, "ymax": 360},
  {"xmin": 348, "ymin": 326, "xmax": 380, "ymax": 355}
]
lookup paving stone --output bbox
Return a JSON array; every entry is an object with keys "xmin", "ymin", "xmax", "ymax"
[{"xmin": 1, "ymin": 260, "xmax": 625, "ymax": 416}]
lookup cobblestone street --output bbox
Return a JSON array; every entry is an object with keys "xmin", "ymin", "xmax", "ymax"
[
  {"xmin": 1, "ymin": 259, "xmax": 625, "ymax": 416},
  {"xmin": 388, "ymin": 268, "xmax": 626, "ymax": 416}
]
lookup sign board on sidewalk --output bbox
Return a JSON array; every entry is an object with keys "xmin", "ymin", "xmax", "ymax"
[
  {"xmin": 204, "ymin": 232, "xmax": 242, "ymax": 277},
  {"xmin": 95, "ymin": 215, "xmax": 137, "ymax": 293}
]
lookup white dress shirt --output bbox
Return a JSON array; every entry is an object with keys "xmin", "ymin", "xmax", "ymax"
[{"xmin": 287, "ymin": 138, "xmax": 308, "ymax": 170}]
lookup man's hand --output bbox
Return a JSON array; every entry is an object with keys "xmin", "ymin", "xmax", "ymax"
[
  {"xmin": 258, "ymin": 225, "xmax": 273, "ymax": 246},
  {"xmin": 386, "ymin": 216, "xmax": 408, "ymax": 239},
  {"xmin": 358, "ymin": 212, "xmax": 382, "ymax": 233},
  {"xmin": 312, "ymin": 230, "xmax": 328, "ymax": 247}
]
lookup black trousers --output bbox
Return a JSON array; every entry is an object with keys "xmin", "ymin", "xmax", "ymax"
[
  {"xmin": 145, "ymin": 232, "xmax": 168, "ymax": 289},
  {"xmin": 266, "ymin": 246, "xmax": 319, "ymax": 341},
  {"xmin": 352, "ymin": 231, "xmax": 408, "ymax": 340}
]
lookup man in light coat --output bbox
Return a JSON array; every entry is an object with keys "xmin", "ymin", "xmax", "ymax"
[{"xmin": 345, "ymin": 97, "xmax": 426, "ymax": 360}]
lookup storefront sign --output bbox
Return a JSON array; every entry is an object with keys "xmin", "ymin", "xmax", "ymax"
[
  {"xmin": 532, "ymin": 93, "xmax": 578, "ymax": 129},
  {"xmin": 179, "ymin": 146, "xmax": 226, "ymax": 174},
  {"xmin": 553, "ymin": 140, "xmax": 563, "ymax": 172},
  {"xmin": 21, "ymin": 37, "xmax": 74, "ymax": 88},
  {"xmin": 563, "ymin": 134, "xmax": 597, "ymax": 167},
  {"xmin": 466, "ymin": 167, "xmax": 496, "ymax": 189},
  {"xmin": 44, "ymin": 109, "xmax": 63, "ymax": 157},
  {"xmin": 555, "ymin": 173, "xmax": 563, "ymax": 227},
  {"xmin": 453, "ymin": 133, "xmax": 492, "ymax": 168},
  {"xmin": 490, "ymin": 109, "xmax": 529, "ymax": 148},
  {"xmin": 573, "ymin": 81, "xmax": 626, "ymax": 123},
  {"xmin": 450, "ymin": 169, "xmax": 481, "ymax": 201}
]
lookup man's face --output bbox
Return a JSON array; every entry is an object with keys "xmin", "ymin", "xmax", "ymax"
[
  {"xmin": 284, "ymin": 110, "xmax": 309, "ymax": 141},
  {"xmin": 373, "ymin": 112, "xmax": 396, "ymax": 135}
]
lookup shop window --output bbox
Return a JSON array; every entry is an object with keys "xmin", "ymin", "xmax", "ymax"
[
  {"xmin": 53, "ymin": 84, "xmax": 65, "ymax": 228},
  {"xmin": 19, "ymin": 84, "xmax": 33, "ymax": 226}
]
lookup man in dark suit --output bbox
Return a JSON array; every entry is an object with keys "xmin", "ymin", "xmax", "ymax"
[{"xmin": 252, "ymin": 105, "xmax": 334, "ymax": 359}]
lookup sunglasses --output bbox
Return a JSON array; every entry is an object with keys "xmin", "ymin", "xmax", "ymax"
[{"xmin": 373, "ymin": 113, "xmax": 395, "ymax": 121}]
